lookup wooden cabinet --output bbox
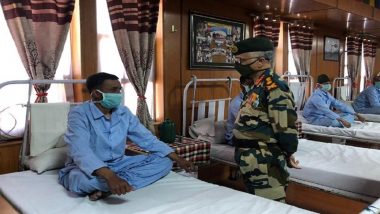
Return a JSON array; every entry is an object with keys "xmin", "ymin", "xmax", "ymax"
[{"xmin": 0, "ymin": 140, "xmax": 22, "ymax": 174}]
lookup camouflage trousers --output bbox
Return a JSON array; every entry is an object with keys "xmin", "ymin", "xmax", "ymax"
[{"xmin": 234, "ymin": 141, "xmax": 289, "ymax": 202}]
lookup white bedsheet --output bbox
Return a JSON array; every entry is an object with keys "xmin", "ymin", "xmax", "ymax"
[
  {"xmin": 361, "ymin": 113, "xmax": 380, "ymax": 123},
  {"xmin": 0, "ymin": 170, "xmax": 313, "ymax": 214},
  {"xmin": 302, "ymin": 121, "xmax": 380, "ymax": 142},
  {"xmin": 289, "ymin": 139, "xmax": 380, "ymax": 201},
  {"xmin": 210, "ymin": 139, "xmax": 380, "ymax": 201}
]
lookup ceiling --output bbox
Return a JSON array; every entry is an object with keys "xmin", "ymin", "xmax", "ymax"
[{"xmin": 221, "ymin": 0, "xmax": 380, "ymax": 39}]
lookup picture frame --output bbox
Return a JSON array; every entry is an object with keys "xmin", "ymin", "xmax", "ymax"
[
  {"xmin": 189, "ymin": 12, "xmax": 245, "ymax": 69},
  {"xmin": 323, "ymin": 36, "xmax": 340, "ymax": 61}
]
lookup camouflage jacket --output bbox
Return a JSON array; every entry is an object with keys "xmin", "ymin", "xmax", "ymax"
[{"xmin": 233, "ymin": 69, "xmax": 298, "ymax": 156}]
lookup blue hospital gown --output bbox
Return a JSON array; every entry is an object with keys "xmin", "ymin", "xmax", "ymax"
[
  {"xmin": 302, "ymin": 88, "xmax": 355, "ymax": 127},
  {"xmin": 352, "ymin": 86, "xmax": 380, "ymax": 114},
  {"xmin": 225, "ymin": 92, "xmax": 244, "ymax": 145},
  {"xmin": 58, "ymin": 102, "xmax": 174, "ymax": 195}
]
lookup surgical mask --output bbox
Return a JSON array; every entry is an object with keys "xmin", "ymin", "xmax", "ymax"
[
  {"xmin": 96, "ymin": 90, "xmax": 122, "ymax": 109},
  {"xmin": 375, "ymin": 81, "xmax": 380, "ymax": 88},
  {"xmin": 321, "ymin": 83, "xmax": 331, "ymax": 91}
]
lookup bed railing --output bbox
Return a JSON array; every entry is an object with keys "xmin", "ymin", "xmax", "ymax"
[
  {"xmin": 332, "ymin": 77, "xmax": 352, "ymax": 101},
  {"xmin": 281, "ymin": 73, "xmax": 314, "ymax": 111},
  {"xmin": 0, "ymin": 79, "xmax": 86, "ymax": 170},
  {"xmin": 182, "ymin": 76, "xmax": 239, "ymax": 137}
]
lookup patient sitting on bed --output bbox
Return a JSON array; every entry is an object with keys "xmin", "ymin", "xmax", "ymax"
[
  {"xmin": 303, "ymin": 74, "xmax": 365, "ymax": 128},
  {"xmin": 352, "ymin": 75, "xmax": 380, "ymax": 114},
  {"xmin": 225, "ymin": 75, "xmax": 253, "ymax": 145},
  {"xmin": 58, "ymin": 72, "xmax": 193, "ymax": 201}
]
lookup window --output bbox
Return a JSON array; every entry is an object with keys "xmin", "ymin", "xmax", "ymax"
[
  {"xmin": 96, "ymin": 1, "xmax": 154, "ymax": 117},
  {"xmin": 0, "ymin": 7, "xmax": 71, "ymax": 139},
  {"xmin": 342, "ymin": 39, "xmax": 365, "ymax": 92},
  {"xmin": 287, "ymin": 31, "xmax": 298, "ymax": 77},
  {"xmin": 0, "ymin": 7, "xmax": 72, "ymax": 107}
]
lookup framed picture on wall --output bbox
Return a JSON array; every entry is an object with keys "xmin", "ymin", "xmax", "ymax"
[
  {"xmin": 323, "ymin": 36, "xmax": 340, "ymax": 61},
  {"xmin": 189, "ymin": 12, "xmax": 245, "ymax": 69}
]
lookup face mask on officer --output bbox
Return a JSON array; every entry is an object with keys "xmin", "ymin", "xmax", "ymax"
[{"xmin": 95, "ymin": 90, "xmax": 123, "ymax": 109}]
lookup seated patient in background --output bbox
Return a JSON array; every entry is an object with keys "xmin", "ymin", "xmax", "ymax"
[
  {"xmin": 224, "ymin": 75, "xmax": 253, "ymax": 145},
  {"xmin": 58, "ymin": 72, "xmax": 193, "ymax": 201},
  {"xmin": 352, "ymin": 75, "xmax": 380, "ymax": 114},
  {"xmin": 302, "ymin": 74, "xmax": 365, "ymax": 128}
]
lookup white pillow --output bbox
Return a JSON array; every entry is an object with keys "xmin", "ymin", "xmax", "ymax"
[
  {"xmin": 214, "ymin": 120, "xmax": 227, "ymax": 144},
  {"xmin": 188, "ymin": 118, "xmax": 215, "ymax": 143},
  {"xmin": 26, "ymin": 146, "xmax": 68, "ymax": 174}
]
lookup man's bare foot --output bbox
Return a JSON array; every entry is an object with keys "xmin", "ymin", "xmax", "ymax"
[{"xmin": 89, "ymin": 191, "xmax": 111, "ymax": 201}]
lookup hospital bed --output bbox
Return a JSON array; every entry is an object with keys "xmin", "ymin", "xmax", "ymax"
[
  {"xmin": 182, "ymin": 75, "xmax": 379, "ymax": 214},
  {"xmin": 0, "ymin": 79, "xmax": 313, "ymax": 214},
  {"xmin": 332, "ymin": 76, "xmax": 380, "ymax": 123},
  {"xmin": 281, "ymin": 74, "xmax": 380, "ymax": 146}
]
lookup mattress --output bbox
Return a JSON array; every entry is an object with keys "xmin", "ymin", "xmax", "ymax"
[
  {"xmin": 361, "ymin": 113, "xmax": 380, "ymax": 123},
  {"xmin": 302, "ymin": 121, "xmax": 380, "ymax": 142},
  {"xmin": 210, "ymin": 139, "xmax": 380, "ymax": 202},
  {"xmin": 0, "ymin": 170, "xmax": 313, "ymax": 214},
  {"xmin": 288, "ymin": 139, "xmax": 380, "ymax": 201}
]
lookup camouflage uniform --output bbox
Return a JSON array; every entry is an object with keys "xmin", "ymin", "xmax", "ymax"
[{"xmin": 233, "ymin": 68, "xmax": 298, "ymax": 201}]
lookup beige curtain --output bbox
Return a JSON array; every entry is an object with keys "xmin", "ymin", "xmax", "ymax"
[
  {"xmin": 106, "ymin": 0, "xmax": 159, "ymax": 132},
  {"xmin": 253, "ymin": 16, "xmax": 280, "ymax": 47},
  {"xmin": 289, "ymin": 24, "xmax": 314, "ymax": 110},
  {"xmin": 1, "ymin": 0, "xmax": 75, "ymax": 103},
  {"xmin": 346, "ymin": 36, "xmax": 362, "ymax": 99},
  {"xmin": 363, "ymin": 40, "xmax": 377, "ymax": 87}
]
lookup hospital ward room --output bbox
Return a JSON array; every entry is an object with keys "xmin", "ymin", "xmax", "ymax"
[{"xmin": 2, "ymin": 0, "xmax": 380, "ymax": 214}]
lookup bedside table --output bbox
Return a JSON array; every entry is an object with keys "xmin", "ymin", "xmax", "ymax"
[{"xmin": 126, "ymin": 136, "xmax": 211, "ymax": 169}]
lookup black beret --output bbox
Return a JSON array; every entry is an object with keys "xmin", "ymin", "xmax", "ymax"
[{"xmin": 231, "ymin": 37, "xmax": 274, "ymax": 55}]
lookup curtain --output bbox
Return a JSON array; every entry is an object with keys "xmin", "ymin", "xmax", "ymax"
[
  {"xmin": 289, "ymin": 24, "xmax": 313, "ymax": 110},
  {"xmin": 346, "ymin": 36, "xmax": 362, "ymax": 99},
  {"xmin": 1, "ymin": 0, "xmax": 75, "ymax": 103},
  {"xmin": 106, "ymin": 0, "xmax": 159, "ymax": 132},
  {"xmin": 253, "ymin": 16, "xmax": 280, "ymax": 47},
  {"xmin": 289, "ymin": 24, "xmax": 313, "ymax": 76},
  {"xmin": 363, "ymin": 39, "xmax": 377, "ymax": 87}
]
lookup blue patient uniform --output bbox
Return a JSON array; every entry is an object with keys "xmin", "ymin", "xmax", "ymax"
[
  {"xmin": 225, "ymin": 92, "xmax": 244, "ymax": 145},
  {"xmin": 58, "ymin": 102, "xmax": 173, "ymax": 196},
  {"xmin": 352, "ymin": 86, "xmax": 380, "ymax": 114},
  {"xmin": 303, "ymin": 88, "xmax": 355, "ymax": 127}
]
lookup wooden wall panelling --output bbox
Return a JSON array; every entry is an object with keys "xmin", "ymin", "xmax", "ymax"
[
  {"xmin": 155, "ymin": 0, "xmax": 164, "ymax": 122},
  {"xmin": 312, "ymin": 0, "xmax": 338, "ymax": 7},
  {"xmin": 179, "ymin": 0, "xmax": 251, "ymax": 134},
  {"xmin": 0, "ymin": 140, "xmax": 22, "ymax": 174},
  {"xmin": 162, "ymin": 0, "xmax": 183, "ymax": 133},
  {"xmin": 71, "ymin": 0, "xmax": 98, "ymax": 101}
]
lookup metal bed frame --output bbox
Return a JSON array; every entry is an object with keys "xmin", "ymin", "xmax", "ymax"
[
  {"xmin": 182, "ymin": 75, "xmax": 239, "ymax": 137},
  {"xmin": 0, "ymin": 79, "xmax": 86, "ymax": 169},
  {"xmin": 332, "ymin": 76, "xmax": 352, "ymax": 101},
  {"xmin": 280, "ymin": 73, "xmax": 314, "ymax": 111}
]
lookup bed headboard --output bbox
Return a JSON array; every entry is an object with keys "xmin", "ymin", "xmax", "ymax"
[
  {"xmin": 332, "ymin": 76, "xmax": 352, "ymax": 101},
  {"xmin": 281, "ymin": 73, "xmax": 314, "ymax": 111},
  {"xmin": 182, "ymin": 76, "xmax": 240, "ymax": 136}
]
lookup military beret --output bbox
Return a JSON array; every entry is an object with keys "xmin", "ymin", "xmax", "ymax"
[
  {"xmin": 317, "ymin": 74, "xmax": 330, "ymax": 84},
  {"xmin": 231, "ymin": 37, "xmax": 274, "ymax": 55}
]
